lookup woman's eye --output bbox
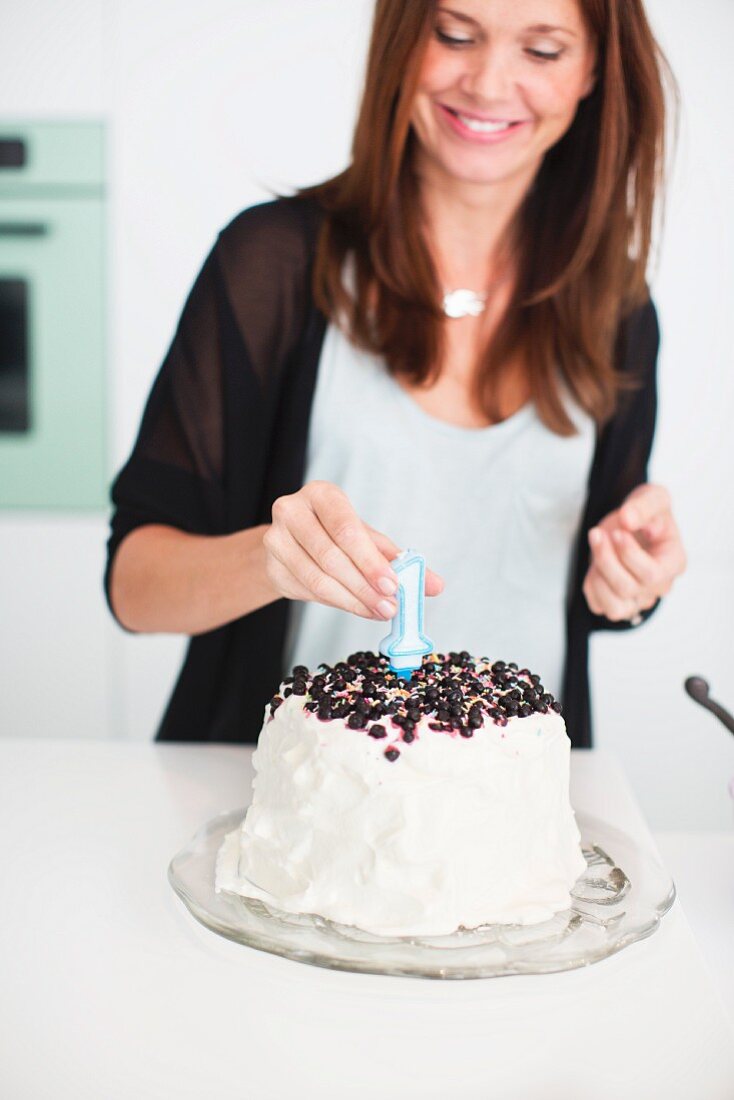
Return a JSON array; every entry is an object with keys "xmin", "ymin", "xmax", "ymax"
[
  {"xmin": 526, "ymin": 48, "xmax": 563, "ymax": 62},
  {"xmin": 435, "ymin": 28, "xmax": 474, "ymax": 47}
]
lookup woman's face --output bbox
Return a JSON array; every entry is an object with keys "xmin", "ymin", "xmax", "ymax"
[{"xmin": 410, "ymin": 0, "xmax": 597, "ymax": 190}]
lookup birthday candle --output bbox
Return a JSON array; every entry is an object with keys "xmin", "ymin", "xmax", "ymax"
[{"xmin": 379, "ymin": 549, "xmax": 434, "ymax": 679}]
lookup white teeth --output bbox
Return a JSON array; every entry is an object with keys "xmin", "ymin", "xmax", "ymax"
[{"xmin": 456, "ymin": 115, "xmax": 513, "ymax": 133}]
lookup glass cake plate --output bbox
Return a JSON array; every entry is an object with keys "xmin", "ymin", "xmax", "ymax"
[{"xmin": 168, "ymin": 808, "xmax": 675, "ymax": 980}]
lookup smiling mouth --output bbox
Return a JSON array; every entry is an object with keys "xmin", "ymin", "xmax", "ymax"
[{"xmin": 442, "ymin": 107, "xmax": 526, "ymax": 134}]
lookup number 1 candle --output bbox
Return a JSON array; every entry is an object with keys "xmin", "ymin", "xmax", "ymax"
[{"xmin": 379, "ymin": 549, "xmax": 434, "ymax": 679}]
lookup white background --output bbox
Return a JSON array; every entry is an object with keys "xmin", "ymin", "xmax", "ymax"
[{"xmin": 0, "ymin": 0, "xmax": 732, "ymax": 829}]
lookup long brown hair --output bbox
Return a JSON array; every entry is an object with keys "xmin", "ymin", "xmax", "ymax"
[{"xmin": 298, "ymin": 0, "xmax": 677, "ymax": 434}]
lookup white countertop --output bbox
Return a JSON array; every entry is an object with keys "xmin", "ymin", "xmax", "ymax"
[
  {"xmin": 650, "ymin": 830, "xmax": 734, "ymax": 1018},
  {"xmin": 0, "ymin": 740, "xmax": 732, "ymax": 1100}
]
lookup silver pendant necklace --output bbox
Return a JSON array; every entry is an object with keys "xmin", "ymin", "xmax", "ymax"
[{"xmin": 442, "ymin": 288, "xmax": 487, "ymax": 319}]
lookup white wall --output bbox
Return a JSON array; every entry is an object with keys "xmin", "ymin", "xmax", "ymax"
[{"xmin": 1, "ymin": 0, "xmax": 732, "ymax": 829}]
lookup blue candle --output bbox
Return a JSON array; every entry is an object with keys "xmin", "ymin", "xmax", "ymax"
[{"xmin": 379, "ymin": 549, "xmax": 434, "ymax": 678}]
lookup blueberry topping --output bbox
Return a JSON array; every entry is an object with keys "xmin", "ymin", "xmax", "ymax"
[{"xmin": 280, "ymin": 652, "xmax": 560, "ymax": 752}]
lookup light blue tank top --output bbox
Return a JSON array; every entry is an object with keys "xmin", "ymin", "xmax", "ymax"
[{"xmin": 282, "ymin": 322, "xmax": 596, "ymax": 697}]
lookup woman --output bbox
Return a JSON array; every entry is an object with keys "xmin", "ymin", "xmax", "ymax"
[{"xmin": 105, "ymin": 0, "xmax": 687, "ymax": 746}]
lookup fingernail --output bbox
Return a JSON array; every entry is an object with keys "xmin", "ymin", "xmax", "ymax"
[
  {"xmin": 377, "ymin": 598, "xmax": 396, "ymax": 619},
  {"xmin": 624, "ymin": 507, "xmax": 639, "ymax": 527},
  {"xmin": 612, "ymin": 530, "xmax": 625, "ymax": 545},
  {"xmin": 589, "ymin": 528, "xmax": 602, "ymax": 546},
  {"xmin": 377, "ymin": 576, "xmax": 397, "ymax": 596}
]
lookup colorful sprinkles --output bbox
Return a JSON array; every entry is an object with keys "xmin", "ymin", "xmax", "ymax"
[{"xmin": 268, "ymin": 651, "xmax": 561, "ymax": 763}]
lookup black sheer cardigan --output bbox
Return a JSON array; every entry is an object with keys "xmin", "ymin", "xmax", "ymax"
[{"xmin": 104, "ymin": 195, "xmax": 661, "ymax": 747}]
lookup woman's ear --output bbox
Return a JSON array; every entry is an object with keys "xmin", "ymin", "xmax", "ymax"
[
  {"xmin": 580, "ymin": 46, "xmax": 598, "ymax": 99},
  {"xmin": 581, "ymin": 68, "xmax": 597, "ymax": 99}
]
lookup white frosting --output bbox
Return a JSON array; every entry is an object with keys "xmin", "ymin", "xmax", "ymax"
[{"xmin": 216, "ymin": 691, "xmax": 587, "ymax": 936}]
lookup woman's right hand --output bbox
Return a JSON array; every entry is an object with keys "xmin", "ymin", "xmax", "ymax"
[{"xmin": 263, "ymin": 480, "xmax": 444, "ymax": 620}]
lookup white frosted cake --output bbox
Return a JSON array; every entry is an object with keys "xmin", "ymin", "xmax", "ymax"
[{"xmin": 216, "ymin": 650, "xmax": 587, "ymax": 936}]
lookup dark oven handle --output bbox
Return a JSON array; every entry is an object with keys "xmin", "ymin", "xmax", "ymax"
[{"xmin": 0, "ymin": 222, "xmax": 49, "ymax": 237}]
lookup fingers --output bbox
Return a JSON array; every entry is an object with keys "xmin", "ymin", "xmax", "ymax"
[
  {"xmin": 585, "ymin": 526, "xmax": 660, "ymax": 620},
  {"xmin": 271, "ymin": 498, "xmax": 396, "ymax": 618},
  {"xmin": 368, "ymin": 525, "xmax": 445, "ymax": 597},
  {"xmin": 583, "ymin": 568, "xmax": 639, "ymax": 621},
  {"xmin": 587, "ymin": 527, "xmax": 641, "ymax": 602},
  {"xmin": 365, "ymin": 525, "xmax": 401, "ymax": 561},
  {"xmin": 306, "ymin": 483, "xmax": 401, "ymax": 600},
  {"xmin": 618, "ymin": 483, "xmax": 671, "ymax": 532},
  {"xmin": 290, "ymin": 497, "xmax": 398, "ymax": 613},
  {"xmin": 640, "ymin": 503, "xmax": 687, "ymax": 574},
  {"xmin": 266, "ymin": 525, "xmax": 386, "ymax": 620},
  {"xmin": 424, "ymin": 570, "xmax": 446, "ymax": 597},
  {"xmin": 268, "ymin": 483, "xmax": 403, "ymax": 619},
  {"xmin": 609, "ymin": 529, "xmax": 661, "ymax": 590},
  {"xmin": 268, "ymin": 482, "xmax": 446, "ymax": 619}
]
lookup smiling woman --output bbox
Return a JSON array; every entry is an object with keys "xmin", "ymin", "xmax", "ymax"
[
  {"xmin": 414, "ymin": 4, "xmax": 596, "ymax": 168},
  {"xmin": 106, "ymin": 0, "xmax": 687, "ymax": 746},
  {"xmin": 303, "ymin": 0, "xmax": 670, "ymax": 434}
]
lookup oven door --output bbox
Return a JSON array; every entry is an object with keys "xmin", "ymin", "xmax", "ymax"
[{"xmin": 0, "ymin": 196, "xmax": 106, "ymax": 509}]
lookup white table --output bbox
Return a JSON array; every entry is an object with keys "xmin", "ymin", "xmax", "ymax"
[{"xmin": 1, "ymin": 741, "xmax": 732, "ymax": 1100}]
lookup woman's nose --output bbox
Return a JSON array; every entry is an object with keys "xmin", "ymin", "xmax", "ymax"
[{"xmin": 459, "ymin": 44, "xmax": 516, "ymax": 103}]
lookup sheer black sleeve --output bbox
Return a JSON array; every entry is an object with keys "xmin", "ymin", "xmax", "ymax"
[
  {"xmin": 578, "ymin": 295, "xmax": 662, "ymax": 634},
  {"xmin": 104, "ymin": 197, "xmax": 317, "ymax": 626}
]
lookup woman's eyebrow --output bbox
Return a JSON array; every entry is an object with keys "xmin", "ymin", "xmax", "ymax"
[
  {"xmin": 525, "ymin": 23, "xmax": 579, "ymax": 38},
  {"xmin": 436, "ymin": 10, "xmax": 579, "ymax": 39},
  {"xmin": 436, "ymin": 7, "xmax": 479, "ymax": 25}
]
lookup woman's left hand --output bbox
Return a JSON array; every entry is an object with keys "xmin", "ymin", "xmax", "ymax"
[{"xmin": 582, "ymin": 483, "xmax": 687, "ymax": 623}]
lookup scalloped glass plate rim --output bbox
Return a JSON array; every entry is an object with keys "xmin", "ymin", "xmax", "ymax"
[{"xmin": 168, "ymin": 807, "xmax": 676, "ymax": 980}]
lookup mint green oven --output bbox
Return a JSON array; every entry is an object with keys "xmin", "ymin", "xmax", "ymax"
[{"xmin": 0, "ymin": 121, "xmax": 106, "ymax": 509}]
